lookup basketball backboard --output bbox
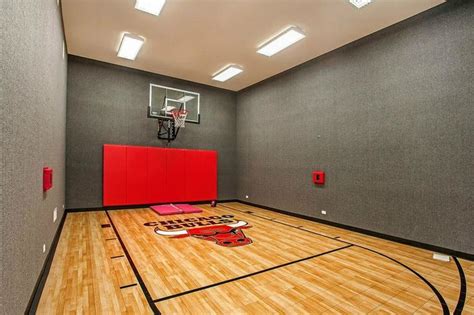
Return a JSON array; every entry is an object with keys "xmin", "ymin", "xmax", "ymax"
[{"xmin": 149, "ymin": 84, "xmax": 200, "ymax": 124}]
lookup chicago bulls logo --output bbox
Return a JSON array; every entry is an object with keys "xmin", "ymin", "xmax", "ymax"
[{"xmin": 144, "ymin": 215, "xmax": 253, "ymax": 247}]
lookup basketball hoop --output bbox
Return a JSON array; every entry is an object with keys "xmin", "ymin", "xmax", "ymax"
[{"xmin": 171, "ymin": 109, "xmax": 188, "ymax": 128}]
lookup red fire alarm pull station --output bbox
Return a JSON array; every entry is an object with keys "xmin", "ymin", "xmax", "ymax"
[
  {"xmin": 313, "ymin": 171, "xmax": 325, "ymax": 185},
  {"xmin": 43, "ymin": 167, "xmax": 53, "ymax": 191}
]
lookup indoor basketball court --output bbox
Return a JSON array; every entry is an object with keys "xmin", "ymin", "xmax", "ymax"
[
  {"xmin": 35, "ymin": 203, "xmax": 472, "ymax": 314},
  {"xmin": 2, "ymin": 0, "xmax": 473, "ymax": 314}
]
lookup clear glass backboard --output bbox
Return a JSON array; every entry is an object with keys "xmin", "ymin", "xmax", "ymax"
[{"xmin": 148, "ymin": 84, "xmax": 200, "ymax": 124}]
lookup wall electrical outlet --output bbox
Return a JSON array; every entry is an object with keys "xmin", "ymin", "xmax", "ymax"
[
  {"xmin": 43, "ymin": 244, "xmax": 46, "ymax": 253},
  {"xmin": 321, "ymin": 210, "xmax": 327, "ymax": 215},
  {"xmin": 53, "ymin": 207, "xmax": 58, "ymax": 222}
]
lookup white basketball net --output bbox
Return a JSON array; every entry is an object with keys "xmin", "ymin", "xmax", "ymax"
[{"xmin": 171, "ymin": 109, "xmax": 188, "ymax": 128}]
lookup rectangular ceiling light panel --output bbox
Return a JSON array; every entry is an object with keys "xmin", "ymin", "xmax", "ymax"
[
  {"xmin": 349, "ymin": 0, "xmax": 372, "ymax": 9},
  {"xmin": 257, "ymin": 26, "xmax": 306, "ymax": 57},
  {"xmin": 212, "ymin": 65, "xmax": 243, "ymax": 82},
  {"xmin": 135, "ymin": 0, "xmax": 166, "ymax": 16},
  {"xmin": 117, "ymin": 34, "xmax": 144, "ymax": 60}
]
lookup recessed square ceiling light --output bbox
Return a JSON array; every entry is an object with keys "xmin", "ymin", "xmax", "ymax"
[
  {"xmin": 117, "ymin": 33, "xmax": 144, "ymax": 60},
  {"xmin": 257, "ymin": 26, "xmax": 306, "ymax": 57},
  {"xmin": 349, "ymin": 0, "xmax": 372, "ymax": 9},
  {"xmin": 212, "ymin": 65, "xmax": 243, "ymax": 82},
  {"xmin": 135, "ymin": 0, "xmax": 166, "ymax": 16}
]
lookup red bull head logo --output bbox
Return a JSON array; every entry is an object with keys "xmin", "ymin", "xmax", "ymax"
[
  {"xmin": 155, "ymin": 221, "xmax": 252, "ymax": 247},
  {"xmin": 144, "ymin": 215, "xmax": 253, "ymax": 247}
]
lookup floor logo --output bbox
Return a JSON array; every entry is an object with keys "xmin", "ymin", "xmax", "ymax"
[{"xmin": 144, "ymin": 215, "xmax": 253, "ymax": 247}]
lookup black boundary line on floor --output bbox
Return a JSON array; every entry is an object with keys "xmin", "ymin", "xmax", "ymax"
[
  {"xmin": 219, "ymin": 204, "xmax": 351, "ymax": 246},
  {"xmin": 25, "ymin": 212, "xmax": 67, "ymax": 314},
  {"xmin": 453, "ymin": 257, "xmax": 466, "ymax": 315},
  {"xmin": 153, "ymin": 245, "xmax": 353, "ymax": 303},
  {"xmin": 219, "ymin": 203, "xmax": 450, "ymax": 313},
  {"xmin": 105, "ymin": 210, "xmax": 161, "ymax": 315},
  {"xmin": 235, "ymin": 200, "xmax": 474, "ymax": 261},
  {"xmin": 250, "ymin": 213, "xmax": 275, "ymax": 221},
  {"xmin": 111, "ymin": 255, "xmax": 125, "ymax": 259},
  {"xmin": 120, "ymin": 283, "xmax": 138, "ymax": 289},
  {"xmin": 299, "ymin": 227, "xmax": 338, "ymax": 239},
  {"xmin": 357, "ymin": 246, "xmax": 450, "ymax": 315}
]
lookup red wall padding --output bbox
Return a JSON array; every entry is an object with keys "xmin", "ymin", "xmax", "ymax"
[
  {"xmin": 166, "ymin": 149, "xmax": 187, "ymax": 203},
  {"xmin": 103, "ymin": 144, "xmax": 217, "ymax": 206},
  {"xmin": 185, "ymin": 150, "xmax": 217, "ymax": 201},
  {"xmin": 147, "ymin": 147, "xmax": 167, "ymax": 204},
  {"xmin": 126, "ymin": 146, "xmax": 148, "ymax": 205},
  {"xmin": 103, "ymin": 145, "xmax": 127, "ymax": 206}
]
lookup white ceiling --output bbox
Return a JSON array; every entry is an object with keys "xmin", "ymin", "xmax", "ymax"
[{"xmin": 62, "ymin": 0, "xmax": 445, "ymax": 91}]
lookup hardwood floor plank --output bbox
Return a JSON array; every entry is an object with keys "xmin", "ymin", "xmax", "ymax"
[{"xmin": 36, "ymin": 212, "xmax": 150, "ymax": 314}]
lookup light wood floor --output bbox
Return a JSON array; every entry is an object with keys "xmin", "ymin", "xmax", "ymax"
[{"xmin": 37, "ymin": 202, "xmax": 473, "ymax": 314}]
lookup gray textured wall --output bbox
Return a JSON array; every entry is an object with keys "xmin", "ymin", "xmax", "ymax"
[
  {"xmin": 1, "ymin": 0, "xmax": 67, "ymax": 313},
  {"xmin": 236, "ymin": 0, "xmax": 473, "ymax": 254},
  {"xmin": 66, "ymin": 56, "xmax": 237, "ymax": 208}
]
